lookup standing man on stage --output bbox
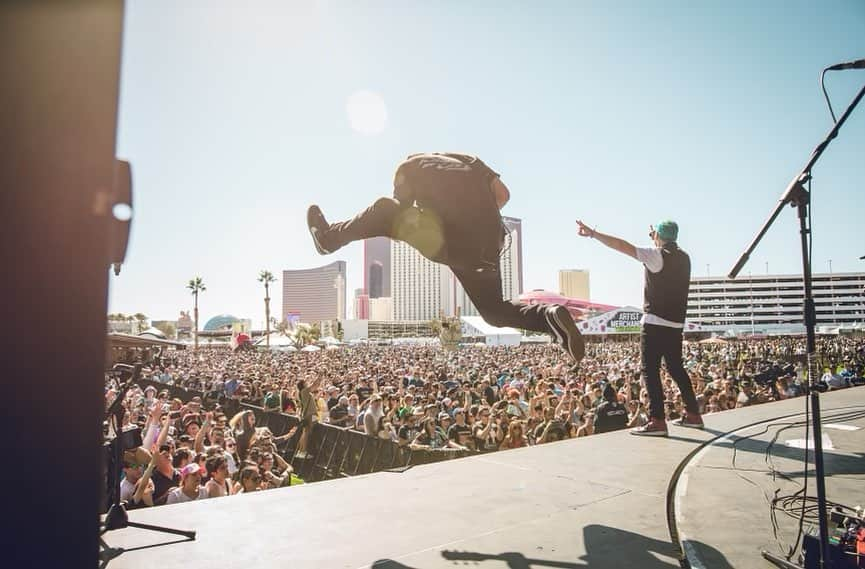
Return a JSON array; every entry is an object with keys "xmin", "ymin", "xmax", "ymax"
[
  {"xmin": 576, "ymin": 219, "xmax": 703, "ymax": 436},
  {"xmin": 305, "ymin": 152, "xmax": 584, "ymax": 363}
]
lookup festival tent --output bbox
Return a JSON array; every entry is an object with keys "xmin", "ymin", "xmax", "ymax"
[
  {"xmin": 138, "ymin": 327, "xmax": 167, "ymax": 340},
  {"xmin": 319, "ymin": 336, "xmax": 341, "ymax": 346},
  {"xmin": 300, "ymin": 345, "xmax": 321, "ymax": 352},
  {"xmin": 698, "ymin": 337, "xmax": 728, "ymax": 344},
  {"xmin": 575, "ymin": 306, "xmax": 703, "ymax": 336},
  {"xmin": 460, "ymin": 316, "xmax": 521, "ymax": 346},
  {"xmin": 254, "ymin": 332, "xmax": 295, "ymax": 348}
]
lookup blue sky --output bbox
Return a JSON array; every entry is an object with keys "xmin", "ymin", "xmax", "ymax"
[{"xmin": 110, "ymin": 0, "xmax": 865, "ymax": 326}]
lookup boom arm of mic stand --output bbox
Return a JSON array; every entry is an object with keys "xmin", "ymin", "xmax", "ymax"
[
  {"xmin": 728, "ymin": 175, "xmax": 807, "ymax": 279},
  {"xmin": 728, "ymin": 80, "xmax": 865, "ymax": 279}
]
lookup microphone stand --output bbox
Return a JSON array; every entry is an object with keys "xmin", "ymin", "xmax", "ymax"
[
  {"xmin": 730, "ymin": 79, "xmax": 865, "ymax": 569},
  {"xmin": 100, "ymin": 363, "xmax": 196, "ymax": 568}
]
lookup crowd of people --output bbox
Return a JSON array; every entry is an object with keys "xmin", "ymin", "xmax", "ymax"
[{"xmin": 107, "ymin": 336, "xmax": 865, "ymax": 508}]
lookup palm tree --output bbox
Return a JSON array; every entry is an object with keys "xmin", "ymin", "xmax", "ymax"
[
  {"xmin": 187, "ymin": 276, "xmax": 206, "ymax": 349},
  {"xmin": 258, "ymin": 270, "xmax": 277, "ymax": 347},
  {"xmin": 292, "ymin": 324, "xmax": 312, "ymax": 348},
  {"xmin": 133, "ymin": 312, "xmax": 148, "ymax": 334}
]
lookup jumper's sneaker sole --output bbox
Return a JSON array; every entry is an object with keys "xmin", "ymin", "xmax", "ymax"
[
  {"xmin": 307, "ymin": 205, "xmax": 333, "ymax": 255},
  {"xmin": 545, "ymin": 305, "xmax": 585, "ymax": 363}
]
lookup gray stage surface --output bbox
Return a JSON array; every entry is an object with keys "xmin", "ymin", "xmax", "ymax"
[{"xmin": 105, "ymin": 387, "xmax": 865, "ymax": 569}]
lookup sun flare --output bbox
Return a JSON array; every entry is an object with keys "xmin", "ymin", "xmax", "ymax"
[{"xmin": 345, "ymin": 90, "xmax": 388, "ymax": 135}]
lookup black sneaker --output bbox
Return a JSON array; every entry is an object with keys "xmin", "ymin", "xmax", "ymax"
[
  {"xmin": 307, "ymin": 205, "xmax": 334, "ymax": 255},
  {"xmin": 545, "ymin": 305, "xmax": 585, "ymax": 363}
]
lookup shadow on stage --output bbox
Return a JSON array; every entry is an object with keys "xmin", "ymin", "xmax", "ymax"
[{"xmin": 370, "ymin": 524, "xmax": 735, "ymax": 568}]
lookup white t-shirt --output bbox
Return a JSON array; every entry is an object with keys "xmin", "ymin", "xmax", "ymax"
[
  {"xmin": 120, "ymin": 477, "xmax": 136, "ymax": 503},
  {"xmin": 635, "ymin": 246, "xmax": 683, "ymax": 328},
  {"xmin": 165, "ymin": 486, "xmax": 208, "ymax": 504}
]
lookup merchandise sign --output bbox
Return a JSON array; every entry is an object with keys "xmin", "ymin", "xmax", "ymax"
[{"xmin": 609, "ymin": 310, "xmax": 642, "ymax": 333}]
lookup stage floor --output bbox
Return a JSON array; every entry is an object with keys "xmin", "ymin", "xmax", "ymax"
[{"xmin": 105, "ymin": 387, "xmax": 865, "ymax": 569}]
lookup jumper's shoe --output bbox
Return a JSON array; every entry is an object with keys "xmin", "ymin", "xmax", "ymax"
[
  {"xmin": 544, "ymin": 305, "xmax": 586, "ymax": 363},
  {"xmin": 307, "ymin": 205, "xmax": 335, "ymax": 255},
  {"xmin": 672, "ymin": 412, "xmax": 705, "ymax": 429},
  {"xmin": 630, "ymin": 419, "xmax": 669, "ymax": 437}
]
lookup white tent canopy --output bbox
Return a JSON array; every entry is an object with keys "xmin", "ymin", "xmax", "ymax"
[
  {"xmin": 138, "ymin": 327, "xmax": 167, "ymax": 340},
  {"xmin": 254, "ymin": 332, "xmax": 296, "ymax": 347},
  {"xmin": 300, "ymin": 344, "xmax": 321, "ymax": 352},
  {"xmin": 461, "ymin": 316, "xmax": 521, "ymax": 346}
]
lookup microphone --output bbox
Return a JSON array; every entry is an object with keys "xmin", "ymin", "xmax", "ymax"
[{"xmin": 826, "ymin": 58, "xmax": 865, "ymax": 71}]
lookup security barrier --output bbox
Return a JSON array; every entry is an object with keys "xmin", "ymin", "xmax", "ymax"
[
  {"xmin": 133, "ymin": 379, "xmax": 472, "ymax": 483},
  {"xmin": 294, "ymin": 422, "xmax": 473, "ymax": 482}
]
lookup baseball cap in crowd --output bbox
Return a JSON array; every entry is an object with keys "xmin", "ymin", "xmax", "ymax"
[
  {"xmin": 653, "ymin": 220, "xmax": 679, "ymax": 242},
  {"xmin": 438, "ymin": 412, "xmax": 451, "ymax": 421},
  {"xmin": 180, "ymin": 463, "xmax": 202, "ymax": 479}
]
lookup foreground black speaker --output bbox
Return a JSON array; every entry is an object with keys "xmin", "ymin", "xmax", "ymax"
[{"xmin": 0, "ymin": 1, "xmax": 125, "ymax": 567}]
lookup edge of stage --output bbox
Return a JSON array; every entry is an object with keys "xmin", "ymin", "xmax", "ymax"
[{"xmin": 104, "ymin": 386, "xmax": 865, "ymax": 569}]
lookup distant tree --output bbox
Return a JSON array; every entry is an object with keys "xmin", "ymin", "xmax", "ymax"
[
  {"xmin": 258, "ymin": 270, "xmax": 277, "ymax": 347},
  {"xmin": 133, "ymin": 312, "xmax": 149, "ymax": 334},
  {"xmin": 292, "ymin": 324, "xmax": 313, "ymax": 348},
  {"xmin": 186, "ymin": 276, "xmax": 206, "ymax": 349},
  {"xmin": 152, "ymin": 321, "xmax": 176, "ymax": 339}
]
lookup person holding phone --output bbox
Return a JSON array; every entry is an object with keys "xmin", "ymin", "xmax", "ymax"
[{"xmin": 576, "ymin": 219, "xmax": 703, "ymax": 437}]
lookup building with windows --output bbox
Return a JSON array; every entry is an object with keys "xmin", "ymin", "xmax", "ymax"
[
  {"xmin": 391, "ymin": 216, "xmax": 524, "ymax": 321},
  {"xmin": 282, "ymin": 261, "xmax": 346, "ymax": 324},
  {"xmin": 369, "ymin": 297, "xmax": 393, "ymax": 321},
  {"xmin": 363, "ymin": 236, "xmax": 391, "ymax": 299},
  {"xmin": 354, "ymin": 288, "xmax": 370, "ymax": 320},
  {"xmin": 391, "ymin": 240, "xmax": 448, "ymax": 320},
  {"xmin": 559, "ymin": 269, "xmax": 590, "ymax": 300},
  {"xmin": 687, "ymin": 272, "xmax": 865, "ymax": 333}
]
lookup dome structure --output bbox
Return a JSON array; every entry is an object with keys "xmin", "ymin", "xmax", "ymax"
[{"xmin": 203, "ymin": 314, "xmax": 240, "ymax": 331}]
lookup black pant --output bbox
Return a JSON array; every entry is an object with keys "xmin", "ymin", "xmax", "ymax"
[
  {"xmin": 326, "ymin": 197, "xmax": 552, "ymax": 334},
  {"xmin": 641, "ymin": 324, "xmax": 700, "ymax": 421}
]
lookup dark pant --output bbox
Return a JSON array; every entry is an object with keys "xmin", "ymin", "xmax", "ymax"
[
  {"xmin": 326, "ymin": 197, "xmax": 552, "ymax": 335},
  {"xmin": 641, "ymin": 324, "xmax": 700, "ymax": 421}
]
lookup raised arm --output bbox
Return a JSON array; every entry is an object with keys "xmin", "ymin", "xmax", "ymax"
[
  {"xmin": 194, "ymin": 411, "xmax": 212, "ymax": 453},
  {"xmin": 576, "ymin": 220, "xmax": 637, "ymax": 259},
  {"xmin": 133, "ymin": 416, "xmax": 170, "ymax": 504}
]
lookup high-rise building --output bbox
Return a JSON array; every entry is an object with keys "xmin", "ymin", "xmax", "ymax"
[
  {"xmin": 502, "ymin": 216, "xmax": 524, "ymax": 296},
  {"xmin": 688, "ymin": 272, "xmax": 865, "ymax": 333},
  {"xmin": 391, "ymin": 240, "xmax": 451, "ymax": 321},
  {"xmin": 364, "ymin": 236, "xmax": 391, "ymax": 299},
  {"xmin": 392, "ymin": 216, "xmax": 525, "ymax": 320},
  {"xmin": 282, "ymin": 261, "xmax": 346, "ymax": 324},
  {"xmin": 354, "ymin": 288, "xmax": 370, "ymax": 320},
  {"xmin": 369, "ymin": 297, "xmax": 393, "ymax": 321},
  {"xmin": 559, "ymin": 269, "xmax": 590, "ymax": 300},
  {"xmin": 452, "ymin": 216, "xmax": 524, "ymax": 317}
]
